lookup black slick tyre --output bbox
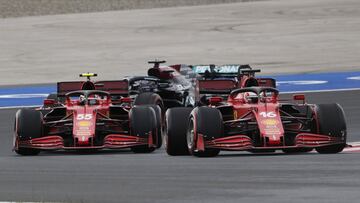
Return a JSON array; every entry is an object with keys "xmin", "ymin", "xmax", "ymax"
[
  {"xmin": 314, "ymin": 103, "xmax": 347, "ymax": 154},
  {"xmin": 129, "ymin": 106, "xmax": 157, "ymax": 153},
  {"xmin": 165, "ymin": 107, "xmax": 193, "ymax": 156},
  {"xmin": 134, "ymin": 92, "xmax": 164, "ymax": 110},
  {"xmin": 14, "ymin": 109, "xmax": 42, "ymax": 156},
  {"xmin": 46, "ymin": 93, "xmax": 65, "ymax": 106},
  {"xmin": 143, "ymin": 105, "xmax": 163, "ymax": 148},
  {"xmin": 47, "ymin": 93, "xmax": 58, "ymax": 101},
  {"xmin": 134, "ymin": 93, "xmax": 164, "ymax": 148},
  {"xmin": 187, "ymin": 107, "xmax": 222, "ymax": 157}
]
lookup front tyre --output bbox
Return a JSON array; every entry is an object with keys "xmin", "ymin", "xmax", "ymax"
[
  {"xmin": 129, "ymin": 106, "xmax": 157, "ymax": 153},
  {"xmin": 187, "ymin": 107, "xmax": 222, "ymax": 157},
  {"xmin": 14, "ymin": 109, "xmax": 42, "ymax": 156},
  {"xmin": 165, "ymin": 107, "xmax": 193, "ymax": 156},
  {"xmin": 147, "ymin": 105, "xmax": 163, "ymax": 148},
  {"xmin": 134, "ymin": 93, "xmax": 164, "ymax": 148},
  {"xmin": 314, "ymin": 103, "xmax": 347, "ymax": 154}
]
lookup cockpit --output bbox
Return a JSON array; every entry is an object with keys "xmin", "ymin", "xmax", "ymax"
[
  {"xmin": 230, "ymin": 87, "xmax": 279, "ymax": 104},
  {"xmin": 66, "ymin": 90, "xmax": 110, "ymax": 106}
]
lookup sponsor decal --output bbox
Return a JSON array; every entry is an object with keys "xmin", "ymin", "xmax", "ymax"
[
  {"xmin": 193, "ymin": 64, "xmax": 239, "ymax": 74},
  {"xmin": 78, "ymin": 121, "xmax": 91, "ymax": 127},
  {"xmin": 264, "ymin": 128, "xmax": 281, "ymax": 135},
  {"xmin": 262, "ymin": 119, "xmax": 278, "ymax": 126},
  {"xmin": 76, "ymin": 130, "xmax": 91, "ymax": 136}
]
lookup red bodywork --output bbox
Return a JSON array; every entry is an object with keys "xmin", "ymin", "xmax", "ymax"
[
  {"xmin": 193, "ymin": 82, "xmax": 346, "ymax": 152},
  {"xmin": 14, "ymin": 90, "xmax": 156, "ymax": 151}
]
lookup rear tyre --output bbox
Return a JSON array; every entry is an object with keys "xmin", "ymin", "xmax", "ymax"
[
  {"xmin": 47, "ymin": 93, "xmax": 58, "ymax": 101},
  {"xmin": 46, "ymin": 93, "xmax": 65, "ymax": 106},
  {"xmin": 165, "ymin": 107, "xmax": 193, "ymax": 156},
  {"xmin": 314, "ymin": 103, "xmax": 347, "ymax": 154},
  {"xmin": 130, "ymin": 106, "xmax": 157, "ymax": 153},
  {"xmin": 187, "ymin": 107, "xmax": 222, "ymax": 157},
  {"xmin": 134, "ymin": 92, "xmax": 164, "ymax": 110},
  {"xmin": 14, "ymin": 109, "xmax": 42, "ymax": 156}
]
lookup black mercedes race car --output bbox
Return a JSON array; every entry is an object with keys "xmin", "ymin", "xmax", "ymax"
[
  {"xmin": 127, "ymin": 60, "xmax": 276, "ymax": 109},
  {"xmin": 125, "ymin": 60, "xmax": 195, "ymax": 109}
]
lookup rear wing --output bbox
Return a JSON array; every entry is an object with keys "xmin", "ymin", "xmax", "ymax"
[
  {"xmin": 257, "ymin": 78, "xmax": 276, "ymax": 88},
  {"xmin": 57, "ymin": 80, "xmax": 129, "ymax": 96},
  {"xmin": 197, "ymin": 79, "xmax": 237, "ymax": 94},
  {"xmin": 57, "ymin": 82, "xmax": 84, "ymax": 96},
  {"xmin": 94, "ymin": 80, "xmax": 129, "ymax": 95},
  {"xmin": 197, "ymin": 78, "xmax": 275, "ymax": 94}
]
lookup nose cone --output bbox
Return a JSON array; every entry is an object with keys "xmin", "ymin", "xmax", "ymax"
[
  {"xmin": 73, "ymin": 113, "xmax": 96, "ymax": 146},
  {"xmin": 266, "ymin": 134, "xmax": 283, "ymax": 146},
  {"xmin": 260, "ymin": 118, "xmax": 284, "ymax": 146},
  {"xmin": 75, "ymin": 135, "xmax": 92, "ymax": 146}
]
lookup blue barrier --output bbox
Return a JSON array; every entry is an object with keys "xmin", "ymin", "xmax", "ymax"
[
  {"xmin": 270, "ymin": 71, "xmax": 360, "ymax": 92},
  {"xmin": 0, "ymin": 71, "xmax": 360, "ymax": 107}
]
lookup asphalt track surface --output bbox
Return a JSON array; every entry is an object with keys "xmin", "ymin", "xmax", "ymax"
[
  {"xmin": 0, "ymin": 0, "xmax": 360, "ymax": 85},
  {"xmin": 1, "ymin": 0, "xmax": 360, "ymax": 202},
  {"xmin": 0, "ymin": 90, "xmax": 359, "ymax": 203}
]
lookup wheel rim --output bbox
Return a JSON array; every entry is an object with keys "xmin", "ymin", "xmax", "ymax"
[{"xmin": 187, "ymin": 117, "xmax": 195, "ymax": 150}]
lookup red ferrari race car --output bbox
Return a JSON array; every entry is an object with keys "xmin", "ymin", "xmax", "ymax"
[
  {"xmin": 14, "ymin": 84, "xmax": 163, "ymax": 156},
  {"xmin": 165, "ymin": 82, "xmax": 347, "ymax": 157}
]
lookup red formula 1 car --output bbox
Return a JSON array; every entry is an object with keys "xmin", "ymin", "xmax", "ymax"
[
  {"xmin": 14, "ymin": 89, "xmax": 162, "ymax": 156},
  {"xmin": 165, "ymin": 83, "xmax": 347, "ymax": 157}
]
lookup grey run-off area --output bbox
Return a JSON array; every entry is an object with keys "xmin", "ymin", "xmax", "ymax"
[
  {"xmin": 0, "ymin": 0, "xmax": 258, "ymax": 18},
  {"xmin": 0, "ymin": 0, "xmax": 359, "ymax": 85}
]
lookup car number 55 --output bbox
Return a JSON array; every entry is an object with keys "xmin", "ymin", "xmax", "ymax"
[{"xmin": 77, "ymin": 114, "xmax": 93, "ymax": 120}]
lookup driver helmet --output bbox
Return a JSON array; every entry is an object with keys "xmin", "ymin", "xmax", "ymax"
[
  {"xmin": 244, "ymin": 92, "xmax": 258, "ymax": 103},
  {"xmin": 79, "ymin": 95, "xmax": 86, "ymax": 105}
]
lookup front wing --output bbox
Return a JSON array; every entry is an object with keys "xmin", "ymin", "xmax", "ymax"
[
  {"xmin": 196, "ymin": 133, "xmax": 345, "ymax": 151},
  {"xmin": 14, "ymin": 133, "xmax": 154, "ymax": 150}
]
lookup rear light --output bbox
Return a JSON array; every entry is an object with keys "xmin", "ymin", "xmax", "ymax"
[
  {"xmin": 208, "ymin": 97, "xmax": 223, "ymax": 105},
  {"xmin": 293, "ymin": 94, "xmax": 305, "ymax": 101},
  {"xmin": 43, "ymin": 99, "xmax": 56, "ymax": 105},
  {"xmin": 120, "ymin": 97, "xmax": 132, "ymax": 103}
]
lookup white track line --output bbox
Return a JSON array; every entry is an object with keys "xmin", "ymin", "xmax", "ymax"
[
  {"xmin": 281, "ymin": 87, "xmax": 360, "ymax": 94},
  {"xmin": 0, "ymin": 105, "xmax": 40, "ymax": 109},
  {"xmin": 343, "ymin": 141, "xmax": 360, "ymax": 152}
]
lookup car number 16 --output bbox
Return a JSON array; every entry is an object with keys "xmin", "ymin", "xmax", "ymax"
[{"xmin": 259, "ymin": 112, "xmax": 276, "ymax": 118}]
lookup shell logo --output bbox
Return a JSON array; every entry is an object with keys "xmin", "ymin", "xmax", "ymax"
[
  {"xmin": 262, "ymin": 119, "xmax": 278, "ymax": 126},
  {"xmin": 78, "ymin": 121, "xmax": 91, "ymax": 127}
]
